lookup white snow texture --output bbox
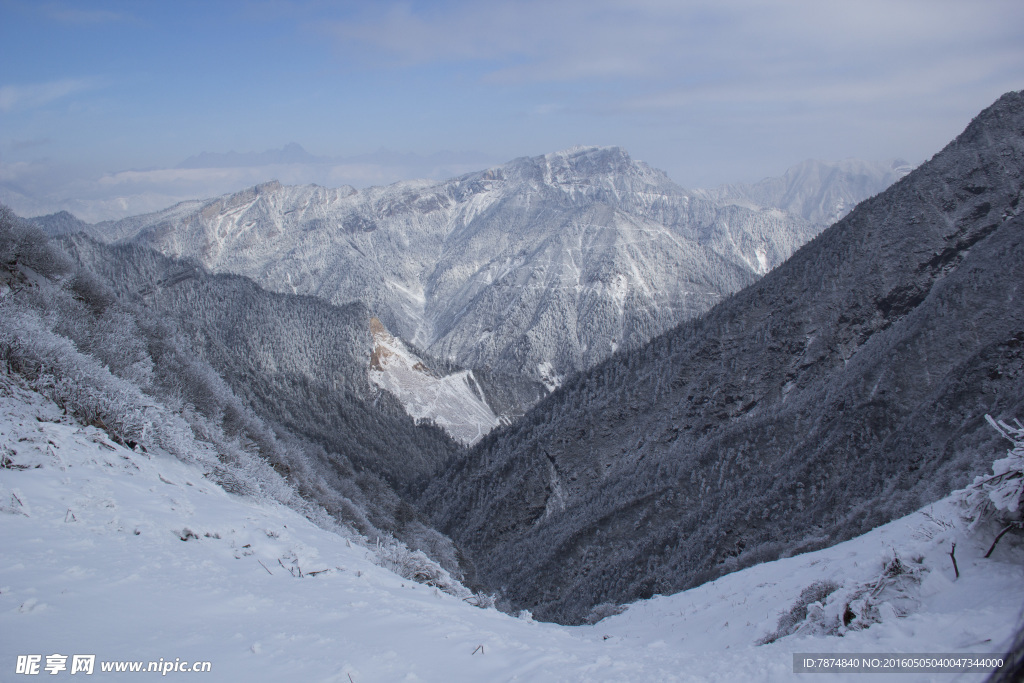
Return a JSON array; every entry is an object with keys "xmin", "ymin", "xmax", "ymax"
[{"xmin": 2, "ymin": 373, "xmax": 1022, "ymax": 681}]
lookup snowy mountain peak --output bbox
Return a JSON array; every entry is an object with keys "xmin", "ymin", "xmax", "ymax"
[
  {"xmin": 496, "ymin": 145, "xmax": 678, "ymax": 197},
  {"xmin": 176, "ymin": 143, "xmax": 322, "ymax": 169},
  {"xmin": 542, "ymin": 145, "xmax": 633, "ymax": 170},
  {"xmin": 424, "ymin": 90, "xmax": 1024, "ymax": 624},
  {"xmin": 85, "ymin": 144, "xmax": 884, "ymax": 391},
  {"xmin": 696, "ymin": 157, "xmax": 915, "ymax": 225}
]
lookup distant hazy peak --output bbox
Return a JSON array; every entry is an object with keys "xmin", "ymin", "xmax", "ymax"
[
  {"xmin": 695, "ymin": 157, "xmax": 913, "ymax": 225},
  {"xmin": 25, "ymin": 209, "xmax": 93, "ymax": 236}
]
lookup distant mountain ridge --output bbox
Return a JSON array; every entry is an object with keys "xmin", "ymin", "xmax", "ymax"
[
  {"xmin": 27, "ymin": 209, "xmax": 92, "ymax": 236},
  {"xmin": 27, "ymin": 149, "xmax": 907, "ymax": 436},
  {"xmin": 68, "ymin": 148, "xmax": 833, "ymax": 389},
  {"xmin": 421, "ymin": 91, "xmax": 1024, "ymax": 623},
  {"xmin": 695, "ymin": 158, "xmax": 914, "ymax": 225}
]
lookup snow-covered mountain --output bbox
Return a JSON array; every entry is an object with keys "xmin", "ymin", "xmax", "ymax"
[
  {"xmin": 85, "ymin": 147, "xmax": 826, "ymax": 387},
  {"xmin": 696, "ymin": 158, "xmax": 914, "ymax": 226},
  {"xmin": 424, "ymin": 91, "xmax": 1024, "ymax": 623},
  {"xmin": 2, "ymin": 372, "xmax": 1021, "ymax": 681},
  {"xmin": 23, "ymin": 209, "xmax": 92, "ymax": 237}
]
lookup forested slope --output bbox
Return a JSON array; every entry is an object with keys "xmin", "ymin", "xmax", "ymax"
[
  {"xmin": 1, "ymin": 218, "xmax": 460, "ymax": 563},
  {"xmin": 63, "ymin": 237, "xmax": 458, "ymax": 491},
  {"xmin": 422, "ymin": 91, "xmax": 1024, "ymax": 623}
]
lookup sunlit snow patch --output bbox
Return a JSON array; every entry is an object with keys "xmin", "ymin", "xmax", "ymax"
[
  {"xmin": 368, "ymin": 317, "xmax": 499, "ymax": 445},
  {"xmin": 537, "ymin": 361, "xmax": 563, "ymax": 393},
  {"xmin": 755, "ymin": 247, "xmax": 768, "ymax": 275}
]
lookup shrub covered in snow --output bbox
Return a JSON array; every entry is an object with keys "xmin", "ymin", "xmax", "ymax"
[
  {"xmin": 371, "ymin": 534, "xmax": 496, "ymax": 605},
  {"xmin": 758, "ymin": 553, "xmax": 927, "ymax": 645},
  {"xmin": 958, "ymin": 415, "xmax": 1024, "ymax": 534},
  {"xmin": 584, "ymin": 602, "xmax": 628, "ymax": 625},
  {"xmin": 757, "ymin": 579, "xmax": 840, "ymax": 644}
]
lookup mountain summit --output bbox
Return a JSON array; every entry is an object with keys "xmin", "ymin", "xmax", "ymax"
[
  {"xmin": 90, "ymin": 146, "xmax": 821, "ymax": 395},
  {"xmin": 422, "ymin": 91, "xmax": 1024, "ymax": 623},
  {"xmin": 697, "ymin": 157, "xmax": 914, "ymax": 225}
]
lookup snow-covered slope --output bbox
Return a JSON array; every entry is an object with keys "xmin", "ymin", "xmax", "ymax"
[
  {"xmin": 369, "ymin": 317, "xmax": 500, "ymax": 445},
  {"xmin": 2, "ymin": 375, "xmax": 1021, "ymax": 681}
]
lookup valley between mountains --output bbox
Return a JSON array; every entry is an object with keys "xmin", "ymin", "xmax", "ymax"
[
  {"xmin": 3, "ymin": 91, "xmax": 1023, "ymax": 680},
  {"xmin": 42, "ymin": 146, "xmax": 906, "ymax": 438}
]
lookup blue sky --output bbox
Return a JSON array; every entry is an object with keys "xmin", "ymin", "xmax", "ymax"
[{"xmin": 1, "ymin": 0, "xmax": 1022, "ymax": 220}]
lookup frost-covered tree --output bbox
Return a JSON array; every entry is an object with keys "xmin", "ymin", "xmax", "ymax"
[
  {"xmin": 2, "ymin": 205, "xmax": 462, "ymax": 564},
  {"xmin": 958, "ymin": 415, "xmax": 1024, "ymax": 555}
]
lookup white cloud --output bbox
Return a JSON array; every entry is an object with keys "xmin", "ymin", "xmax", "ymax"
[
  {"xmin": 0, "ymin": 153, "xmax": 497, "ymax": 223},
  {"xmin": 320, "ymin": 0, "xmax": 1022, "ymax": 185},
  {"xmin": 325, "ymin": 0, "xmax": 1024, "ymax": 94},
  {"xmin": 618, "ymin": 48, "xmax": 1023, "ymax": 114}
]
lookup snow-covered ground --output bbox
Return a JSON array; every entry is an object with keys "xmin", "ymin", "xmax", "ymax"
[
  {"xmin": 369, "ymin": 318, "xmax": 499, "ymax": 445},
  {"xmin": 2, "ymin": 377, "xmax": 1022, "ymax": 681}
]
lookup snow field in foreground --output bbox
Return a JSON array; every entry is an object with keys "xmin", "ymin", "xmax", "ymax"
[{"xmin": 2, "ymin": 378, "xmax": 1022, "ymax": 682}]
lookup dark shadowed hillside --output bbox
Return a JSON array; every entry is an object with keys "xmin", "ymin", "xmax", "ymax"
[{"xmin": 422, "ymin": 91, "xmax": 1024, "ymax": 623}]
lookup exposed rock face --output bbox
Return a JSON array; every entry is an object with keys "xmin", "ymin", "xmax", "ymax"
[
  {"xmin": 421, "ymin": 91, "xmax": 1024, "ymax": 624},
  {"xmin": 368, "ymin": 317, "xmax": 500, "ymax": 446}
]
